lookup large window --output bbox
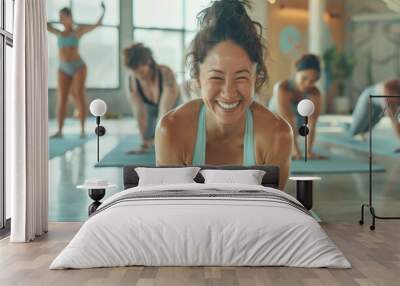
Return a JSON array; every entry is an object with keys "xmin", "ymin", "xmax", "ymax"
[
  {"xmin": 47, "ymin": 0, "xmax": 120, "ymax": 89},
  {"xmin": 1, "ymin": 0, "xmax": 14, "ymax": 231},
  {"xmin": 132, "ymin": 0, "xmax": 211, "ymax": 83}
]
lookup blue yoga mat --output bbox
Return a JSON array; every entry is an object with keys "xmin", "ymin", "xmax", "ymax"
[
  {"xmin": 49, "ymin": 134, "xmax": 94, "ymax": 159},
  {"xmin": 96, "ymin": 136, "xmax": 385, "ymax": 173},
  {"xmin": 291, "ymin": 151, "xmax": 385, "ymax": 174},
  {"xmin": 95, "ymin": 135, "xmax": 155, "ymax": 167},
  {"xmin": 318, "ymin": 130, "xmax": 400, "ymax": 158}
]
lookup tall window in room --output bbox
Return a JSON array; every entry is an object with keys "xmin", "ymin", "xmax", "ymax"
[
  {"xmin": 0, "ymin": 0, "xmax": 14, "ymax": 230},
  {"xmin": 47, "ymin": 0, "xmax": 120, "ymax": 89},
  {"xmin": 132, "ymin": 0, "xmax": 211, "ymax": 83}
]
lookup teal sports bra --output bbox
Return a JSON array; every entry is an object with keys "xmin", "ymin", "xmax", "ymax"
[
  {"xmin": 57, "ymin": 33, "xmax": 79, "ymax": 48},
  {"xmin": 192, "ymin": 104, "xmax": 256, "ymax": 166}
]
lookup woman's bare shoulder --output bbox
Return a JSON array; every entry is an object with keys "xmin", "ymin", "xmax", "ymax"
[
  {"xmin": 309, "ymin": 86, "xmax": 321, "ymax": 97},
  {"xmin": 276, "ymin": 80, "xmax": 290, "ymax": 92},
  {"xmin": 251, "ymin": 102, "xmax": 293, "ymax": 166},
  {"xmin": 252, "ymin": 102, "xmax": 292, "ymax": 138},
  {"xmin": 157, "ymin": 99, "xmax": 202, "ymax": 135},
  {"xmin": 158, "ymin": 65, "xmax": 175, "ymax": 78},
  {"xmin": 156, "ymin": 99, "xmax": 202, "ymax": 164},
  {"xmin": 158, "ymin": 65, "xmax": 177, "ymax": 88},
  {"xmin": 274, "ymin": 80, "xmax": 292, "ymax": 100}
]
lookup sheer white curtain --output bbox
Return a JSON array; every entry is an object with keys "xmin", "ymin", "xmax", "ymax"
[{"xmin": 7, "ymin": 0, "xmax": 48, "ymax": 242}]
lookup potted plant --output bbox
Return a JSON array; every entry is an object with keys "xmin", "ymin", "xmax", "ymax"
[{"xmin": 323, "ymin": 46, "xmax": 356, "ymax": 113}]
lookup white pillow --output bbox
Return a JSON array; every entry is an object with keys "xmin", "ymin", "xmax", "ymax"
[
  {"xmin": 135, "ymin": 167, "xmax": 201, "ymax": 186},
  {"xmin": 200, "ymin": 169, "xmax": 266, "ymax": 185}
]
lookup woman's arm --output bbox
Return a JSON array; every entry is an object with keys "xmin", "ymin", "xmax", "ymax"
[
  {"xmin": 254, "ymin": 104, "xmax": 293, "ymax": 190},
  {"xmin": 276, "ymin": 83, "xmax": 301, "ymax": 159},
  {"xmin": 265, "ymin": 118, "xmax": 293, "ymax": 190},
  {"xmin": 75, "ymin": 22, "xmax": 102, "ymax": 37},
  {"xmin": 384, "ymin": 86, "xmax": 400, "ymax": 139},
  {"xmin": 155, "ymin": 111, "xmax": 185, "ymax": 165},
  {"xmin": 125, "ymin": 75, "xmax": 148, "ymax": 142},
  {"xmin": 158, "ymin": 67, "xmax": 180, "ymax": 119},
  {"xmin": 47, "ymin": 23, "xmax": 62, "ymax": 36},
  {"xmin": 76, "ymin": 3, "xmax": 105, "ymax": 37},
  {"xmin": 389, "ymin": 114, "xmax": 400, "ymax": 139},
  {"xmin": 386, "ymin": 99, "xmax": 400, "ymax": 139}
]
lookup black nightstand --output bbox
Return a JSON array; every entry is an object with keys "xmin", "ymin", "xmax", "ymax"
[
  {"xmin": 289, "ymin": 176, "xmax": 321, "ymax": 221},
  {"xmin": 77, "ymin": 182, "xmax": 116, "ymax": 216}
]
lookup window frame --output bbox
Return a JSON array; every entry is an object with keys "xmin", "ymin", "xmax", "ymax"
[
  {"xmin": 0, "ymin": 0, "xmax": 14, "ymax": 233},
  {"xmin": 47, "ymin": 0, "xmax": 121, "ymax": 91},
  {"xmin": 132, "ymin": 0, "xmax": 200, "ymax": 83}
]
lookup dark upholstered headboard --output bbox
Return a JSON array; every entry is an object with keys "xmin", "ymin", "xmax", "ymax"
[{"xmin": 123, "ymin": 165, "xmax": 280, "ymax": 189}]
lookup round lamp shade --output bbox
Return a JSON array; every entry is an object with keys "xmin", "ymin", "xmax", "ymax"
[
  {"xmin": 90, "ymin": 99, "xmax": 107, "ymax": 117},
  {"xmin": 297, "ymin": 99, "xmax": 315, "ymax": 117}
]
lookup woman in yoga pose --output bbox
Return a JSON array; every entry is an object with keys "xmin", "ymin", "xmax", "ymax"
[
  {"xmin": 347, "ymin": 79, "xmax": 400, "ymax": 151},
  {"xmin": 47, "ymin": 4, "xmax": 105, "ymax": 138},
  {"xmin": 269, "ymin": 54, "xmax": 323, "ymax": 160},
  {"xmin": 123, "ymin": 43, "xmax": 181, "ymax": 154},
  {"xmin": 155, "ymin": 0, "xmax": 293, "ymax": 189}
]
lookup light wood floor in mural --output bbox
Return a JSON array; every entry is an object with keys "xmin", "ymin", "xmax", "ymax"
[{"xmin": 1, "ymin": 221, "xmax": 399, "ymax": 286}]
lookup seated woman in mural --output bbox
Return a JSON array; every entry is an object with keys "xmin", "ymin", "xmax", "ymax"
[
  {"xmin": 47, "ymin": 5, "xmax": 105, "ymax": 138},
  {"xmin": 155, "ymin": 0, "xmax": 293, "ymax": 189},
  {"xmin": 123, "ymin": 43, "xmax": 181, "ymax": 154},
  {"xmin": 269, "ymin": 54, "xmax": 323, "ymax": 160},
  {"xmin": 346, "ymin": 79, "xmax": 400, "ymax": 151}
]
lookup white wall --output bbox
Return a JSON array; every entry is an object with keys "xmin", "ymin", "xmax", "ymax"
[{"xmin": 248, "ymin": 0, "xmax": 268, "ymax": 37}]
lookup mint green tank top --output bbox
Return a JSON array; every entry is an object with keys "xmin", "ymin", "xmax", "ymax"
[
  {"xmin": 57, "ymin": 33, "xmax": 79, "ymax": 48},
  {"xmin": 191, "ymin": 104, "xmax": 256, "ymax": 166}
]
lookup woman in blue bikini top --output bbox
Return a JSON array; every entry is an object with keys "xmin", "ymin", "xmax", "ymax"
[
  {"xmin": 47, "ymin": 4, "xmax": 105, "ymax": 138},
  {"xmin": 155, "ymin": 0, "xmax": 293, "ymax": 189}
]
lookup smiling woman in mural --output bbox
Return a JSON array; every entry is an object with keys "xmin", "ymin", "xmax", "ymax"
[
  {"xmin": 47, "ymin": 4, "xmax": 105, "ymax": 138},
  {"xmin": 155, "ymin": 0, "xmax": 293, "ymax": 189},
  {"xmin": 269, "ymin": 54, "xmax": 323, "ymax": 160}
]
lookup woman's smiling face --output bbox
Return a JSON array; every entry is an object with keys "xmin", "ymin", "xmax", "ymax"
[{"xmin": 198, "ymin": 40, "xmax": 257, "ymax": 125}]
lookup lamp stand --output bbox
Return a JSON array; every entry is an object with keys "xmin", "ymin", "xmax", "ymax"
[
  {"xmin": 359, "ymin": 95, "xmax": 400, "ymax": 230},
  {"xmin": 96, "ymin": 116, "xmax": 100, "ymax": 162},
  {"xmin": 94, "ymin": 116, "xmax": 106, "ymax": 163},
  {"xmin": 299, "ymin": 116, "xmax": 309, "ymax": 162},
  {"xmin": 305, "ymin": 116, "xmax": 308, "ymax": 162}
]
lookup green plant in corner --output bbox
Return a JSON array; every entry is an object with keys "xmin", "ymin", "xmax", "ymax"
[
  {"xmin": 366, "ymin": 49, "xmax": 374, "ymax": 86},
  {"xmin": 323, "ymin": 46, "xmax": 356, "ymax": 97}
]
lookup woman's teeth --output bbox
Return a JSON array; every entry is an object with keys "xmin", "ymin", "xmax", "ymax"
[{"xmin": 217, "ymin": 101, "xmax": 240, "ymax": 110}]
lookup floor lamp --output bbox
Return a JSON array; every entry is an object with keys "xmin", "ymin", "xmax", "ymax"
[{"xmin": 359, "ymin": 94, "xmax": 400, "ymax": 230}]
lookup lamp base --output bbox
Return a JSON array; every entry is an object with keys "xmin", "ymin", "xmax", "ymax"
[{"xmin": 88, "ymin": 188, "xmax": 105, "ymax": 216}]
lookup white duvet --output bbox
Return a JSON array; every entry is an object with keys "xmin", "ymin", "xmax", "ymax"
[{"xmin": 50, "ymin": 183, "xmax": 351, "ymax": 269}]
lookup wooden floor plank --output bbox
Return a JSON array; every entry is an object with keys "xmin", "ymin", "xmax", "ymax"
[{"xmin": 1, "ymin": 222, "xmax": 400, "ymax": 286}]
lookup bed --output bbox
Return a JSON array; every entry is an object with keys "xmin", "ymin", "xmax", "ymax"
[{"xmin": 50, "ymin": 165, "xmax": 350, "ymax": 269}]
